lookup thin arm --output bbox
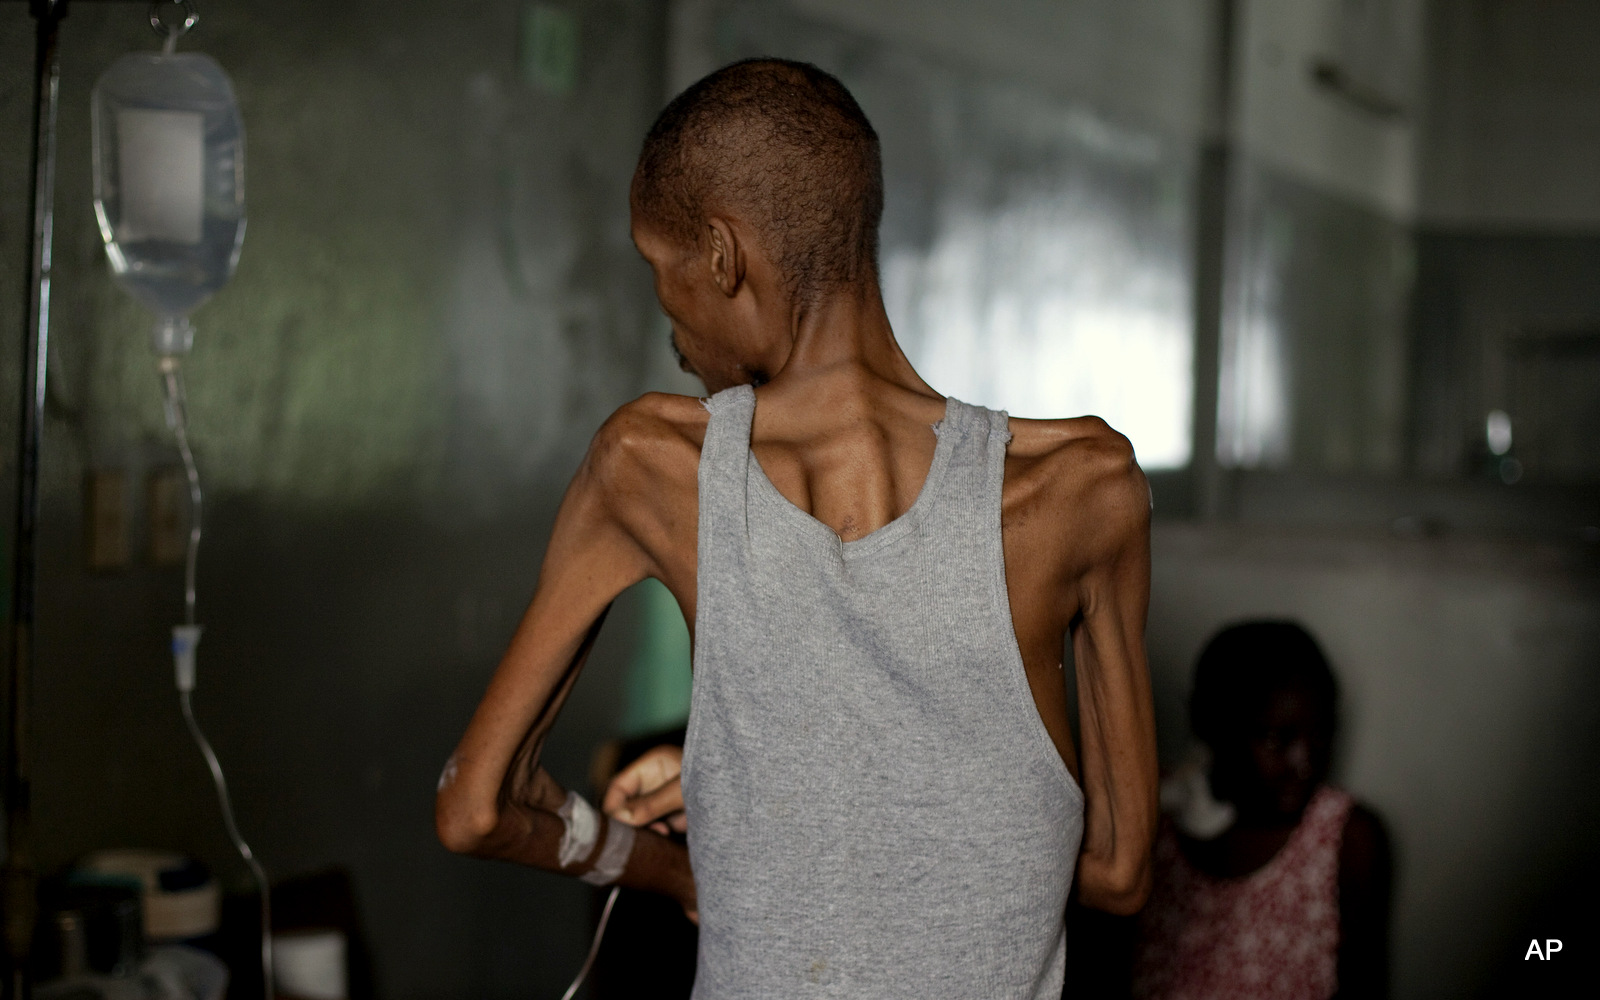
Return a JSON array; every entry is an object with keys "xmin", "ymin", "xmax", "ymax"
[
  {"xmin": 433, "ymin": 427, "xmax": 695, "ymax": 906},
  {"xmin": 1070, "ymin": 470, "xmax": 1158, "ymax": 915}
]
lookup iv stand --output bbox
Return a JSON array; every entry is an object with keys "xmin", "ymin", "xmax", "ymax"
[
  {"xmin": 2, "ymin": 3, "xmax": 167, "ymax": 997},
  {"xmin": 2, "ymin": 2, "xmax": 66, "ymax": 996}
]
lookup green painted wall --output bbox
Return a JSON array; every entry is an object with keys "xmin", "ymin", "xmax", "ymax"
[{"xmin": 620, "ymin": 578, "xmax": 692, "ymax": 737}]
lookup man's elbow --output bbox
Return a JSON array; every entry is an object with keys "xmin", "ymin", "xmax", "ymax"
[
  {"xmin": 435, "ymin": 790, "xmax": 498, "ymax": 856},
  {"xmin": 1078, "ymin": 855, "xmax": 1153, "ymax": 916}
]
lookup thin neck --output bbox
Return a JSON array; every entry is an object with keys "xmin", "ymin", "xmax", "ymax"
[{"xmin": 769, "ymin": 281, "xmax": 932, "ymax": 397}]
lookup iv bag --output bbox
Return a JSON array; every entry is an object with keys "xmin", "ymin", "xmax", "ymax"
[{"xmin": 92, "ymin": 52, "xmax": 245, "ymax": 354}]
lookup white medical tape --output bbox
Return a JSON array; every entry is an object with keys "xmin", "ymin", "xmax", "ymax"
[
  {"xmin": 579, "ymin": 817, "xmax": 636, "ymax": 886},
  {"xmin": 556, "ymin": 791, "xmax": 600, "ymax": 869}
]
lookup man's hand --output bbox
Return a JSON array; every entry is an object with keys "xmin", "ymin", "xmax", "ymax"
[{"xmin": 604, "ymin": 744, "xmax": 687, "ymax": 836}]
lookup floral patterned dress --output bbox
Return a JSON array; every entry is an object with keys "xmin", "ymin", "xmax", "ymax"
[{"xmin": 1132, "ymin": 785, "xmax": 1352, "ymax": 1000}]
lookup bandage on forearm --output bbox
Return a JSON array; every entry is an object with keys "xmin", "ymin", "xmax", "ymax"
[
  {"xmin": 579, "ymin": 814, "xmax": 635, "ymax": 886},
  {"xmin": 555, "ymin": 790, "xmax": 635, "ymax": 885},
  {"xmin": 556, "ymin": 790, "xmax": 600, "ymax": 868}
]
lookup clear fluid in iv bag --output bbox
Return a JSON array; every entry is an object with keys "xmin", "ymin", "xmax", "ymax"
[{"xmin": 92, "ymin": 53, "xmax": 245, "ymax": 331}]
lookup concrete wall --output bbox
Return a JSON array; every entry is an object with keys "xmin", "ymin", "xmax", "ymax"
[
  {"xmin": 780, "ymin": 0, "xmax": 1430, "ymax": 222},
  {"xmin": 1410, "ymin": 231, "xmax": 1600, "ymax": 481},
  {"xmin": 0, "ymin": 1, "xmax": 684, "ymax": 996},
  {"xmin": 778, "ymin": 0, "xmax": 1215, "ymax": 142},
  {"xmin": 1218, "ymin": 164, "xmax": 1414, "ymax": 474},
  {"xmin": 1420, "ymin": 0, "xmax": 1600, "ymax": 230},
  {"xmin": 1410, "ymin": 0, "xmax": 1600, "ymax": 484},
  {"xmin": 1218, "ymin": 0, "xmax": 1426, "ymax": 475},
  {"xmin": 1236, "ymin": 0, "xmax": 1425, "ymax": 221}
]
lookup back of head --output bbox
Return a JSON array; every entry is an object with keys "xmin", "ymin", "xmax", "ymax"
[
  {"xmin": 1189, "ymin": 620, "xmax": 1338, "ymax": 749},
  {"xmin": 632, "ymin": 58, "xmax": 884, "ymax": 304}
]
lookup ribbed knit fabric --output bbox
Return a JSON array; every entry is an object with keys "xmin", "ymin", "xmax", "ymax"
[{"xmin": 682, "ymin": 384, "xmax": 1084, "ymax": 998}]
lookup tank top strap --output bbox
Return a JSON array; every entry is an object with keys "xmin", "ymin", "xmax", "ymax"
[
  {"xmin": 700, "ymin": 383, "xmax": 756, "ymax": 451},
  {"xmin": 698, "ymin": 383, "xmax": 756, "ymax": 504},
  {"xmin": 1298, "ymin": 785, "xmax": 1354, "ymax": 840},
  {"xmin": 919, "ymin": 398, "xmax": 1012, "ymax": 536},
  {"xmin": 1276, "ymin": 785, "xmax": 1355, "ymax": 874}
]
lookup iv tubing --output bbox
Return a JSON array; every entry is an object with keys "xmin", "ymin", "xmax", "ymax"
[
  {"xmin": 158, "ymin": 357, "xmax": 200, "ymax": 627},
  {"xmin": 559, "ymin": 886, "xmax": 621, "ymax": 1000},
  {"xmin": 160, "ymin": 356, "xmax": 275, "ymax": 1000}
]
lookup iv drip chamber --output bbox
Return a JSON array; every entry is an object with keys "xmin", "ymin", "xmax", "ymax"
[{"xmin": 91, "ymin": 52, "xmax": 245, "ymax": 354}]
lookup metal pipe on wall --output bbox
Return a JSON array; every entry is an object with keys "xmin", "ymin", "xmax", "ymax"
[{"xmin": 1190, "ymin": 0, "xmax": 1238, "ymax": 521}]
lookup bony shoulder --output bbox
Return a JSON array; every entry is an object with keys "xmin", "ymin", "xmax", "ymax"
[
  {"xmin": 1014, "ymin": 418, "xmax": 1151, "ymax": 546},
  {"xmin": 586, "ymin": 392, "xmax": 709, "ymax": 489},
  {"xmin": 593, "ymin": 393, "xmax": 710, "ymax": 456},
  {"xmin": 614, "ymin": 391, "xmax": 711, "ymax": 430},
  {"xmin": 1013, "ymin": 415, "xmax": 1142, "ymax": 487},
  {"xmin": 1009, "ymin": 413, "xmax": 1130, "ymax": 460}
]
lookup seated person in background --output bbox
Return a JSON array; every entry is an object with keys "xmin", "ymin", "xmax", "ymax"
[{"xmin": 1133, "ymin": 621, "xmax": 1391, "ymax": 1000}]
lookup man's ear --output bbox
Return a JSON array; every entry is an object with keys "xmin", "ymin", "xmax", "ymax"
[{"xmin": 706, "ymin": 218, "xmax": 744, "ymax": 298}]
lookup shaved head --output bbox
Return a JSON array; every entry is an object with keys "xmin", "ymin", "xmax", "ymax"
[{"xmin": 632, "ymin": 58, "xmax": 884, "ymax": 304}]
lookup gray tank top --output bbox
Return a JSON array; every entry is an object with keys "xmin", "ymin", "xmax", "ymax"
[{"xmin": 682, "ymin": 384, "xmax": 1084, "ymax": 998}]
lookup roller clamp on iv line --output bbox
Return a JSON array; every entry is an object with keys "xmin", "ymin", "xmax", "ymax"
[{"xmin": 171, "ymin": 624, "xmax": 202, "ymax": 692}]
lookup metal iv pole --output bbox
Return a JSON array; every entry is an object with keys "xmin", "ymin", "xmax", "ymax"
[
  {"xmin": 4, "ymin": 7, "xmax": 269, "ymax": 998},
  {"xmin": 2, "ymin": 2, "xmax": 68, "ymax": 995}
]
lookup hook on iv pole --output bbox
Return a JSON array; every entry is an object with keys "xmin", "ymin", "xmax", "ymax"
[{"xmin": 149, "ymin": 0, "xmax": 198, "ymax": 52}]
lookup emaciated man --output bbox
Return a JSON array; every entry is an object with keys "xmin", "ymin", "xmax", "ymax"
[{"xmin": 437, "ymin": 58, "xmax": 1158, "ymax": 998}]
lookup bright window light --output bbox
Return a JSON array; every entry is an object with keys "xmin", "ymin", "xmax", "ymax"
[{"xmin": 883, "ymin": 199, "xmax": 1194, "ymax": 469}]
